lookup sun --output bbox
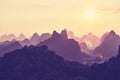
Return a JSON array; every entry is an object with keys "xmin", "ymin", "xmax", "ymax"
[
  {"xmin": 84, "ymin": 8, "xmax": 99, "ymax": 20},
  {"xmin": 87, "ymin": 9, "xmax": 95, "ymax": 17}
]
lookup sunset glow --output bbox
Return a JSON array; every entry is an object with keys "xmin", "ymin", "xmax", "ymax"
[{"xmin": 0, "ymin": 0, "xmax": 120, "ymax": 37}]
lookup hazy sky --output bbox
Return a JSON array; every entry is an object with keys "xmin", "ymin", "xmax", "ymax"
[{"xmin": 0, "ymin": 0, "xmax": 120, "ymax": 37}]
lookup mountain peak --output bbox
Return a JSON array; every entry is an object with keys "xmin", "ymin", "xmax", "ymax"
[
  {"xmin": 38, "ymin": 33, "xmax": 51, "ymax": 42},
  {"xmin": 67, "ymin": 31, "xmax": 75, "ymax": 38},
  {"xmin": 19, "ymin": 33, "xmax": 25, "ymax": 37},
  {"xmin": 8, "ymin": 34, "xmax": 16, "ymax": 38},
  {"xmin": 7, "ymin": 34, "xmax": 16, "ymax": 41},
  {"xmin": 52, "ymin": 31, "xmax": 61, "ymax": 38},
  {"xmin": 41, "ymin": 33, "xmax": 51, "ymax": 37},
  {"xmin": 32, "ymin": 33, "xmax": 39, "ymax": 37},
  {"xmin": 105, "ymin": 30, "xmax": 119, "ymax": 39},
  {"xmin": 30, "ymin": 33, "xmax": 39, "ymax": 40},
  {"xmin": 30, "ymin": 33, "xmax": 40, "ymax": 45},
  {"xmin": 18, "ymin": 34, "xmax": 25, "ymax": 41},
  {"xmin": 109, "ymin": 30, "xmax": 116, "ymax": 35},
  {"xmin": 60, "ymin": 29, "xmax": 68, "ymax": 39}
]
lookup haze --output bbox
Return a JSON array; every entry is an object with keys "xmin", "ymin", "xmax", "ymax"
[{"xmin": 0, "ymin": 0, "xmax": 120, "ymax": 37}]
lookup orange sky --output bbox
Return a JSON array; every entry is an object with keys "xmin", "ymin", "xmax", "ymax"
[{"xmin": 0, "ymin": 0, "xmax": 120, "ymax": 37}]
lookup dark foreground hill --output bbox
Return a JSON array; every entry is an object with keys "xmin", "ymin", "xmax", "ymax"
[
  {"xmin": 0, "ymin": 46, "xmax": 89, "ymax": 80},
  {"xmin": 0, "ymin": 45, "xmax": 120, "ymax": 80}
]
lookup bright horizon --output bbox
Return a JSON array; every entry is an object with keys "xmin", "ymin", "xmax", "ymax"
[{"xmin": 0, "ymin": 0, "xmax": 120, "ymax": 37}]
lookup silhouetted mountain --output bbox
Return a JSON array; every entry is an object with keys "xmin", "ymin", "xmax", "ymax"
[
  {"xmin": 37, "ymin": 31, "xmax": 89, "ymax": 63},
  {"xmin": 0, "ymin": 39, "xmax": 17, "ymax": 47},
  {"xmin": 66, "ymin": 30, "xmax": 93, "ymax": 54},
  {"xmin": 60, "ymin": 29, "xmax": 68, "ymax": 39},
  {"xmin": 94, "ymin": 30, "xmax": 120, "ymax": 59},
  {"xmin": 19, "ymin": 38, "xmax": 31, "ymax": 46},
  {"xmin": 38, "ymin": 33, "xmax": 51, "ymax": 42},
  {"xmin": 80, "ymin": 42, "xmax": 91, "ymax": 54},
  {"xmin": 7, "ymin": 34, "xmax": 17, "ymax": 41},
  {"xmin": 0, "ymin": 34, "xmax": 25, "ymax": 42},
  {"xmin": 0, "ymin": 40, "xmax": 11, "ymax": 46},
  {"xmin": 18, "ymin": 34, "xmax": 26, "ymax": 41},
  {"xmin": 0, "ymin": 41, "xmax": 22, "ymax": 56},
  {"xmin": 66, "ymin": 31, "xmax": 100, "ymax": 50},
  {"xmin": 67, "ymin": 31, "xmax": 75, "ymax": 39},
  {"xmin": 0, "ymin": 34, "xmax": 17, "ymax": 42},
  {"xmin": 19, "ymin": 33, "xmax": 51, "ymax": 46},
  {"xmin": 79, "ymin": 42, "xmax": 104, "ymax": 65},
  {"xmin": 108, "ymin": 46, "xmax": 120, "ymax": 65},
  {"xmin": 78, "ymin": 33, "xmax": 100, "ymax": 50},
  {"xmin": 0, "ymin": 35, "xmax": 8, "ymax": 42},
  {"xmin": 30, "ymin": 33, "xmax": 40, "ymax": 45},
  {"xmin": 100, "ymin": 32, "xmax": 109, "ymax": 43},
  {"xmin": 0, "ymin": 46, "xmax": 89, "ymax": 80}
]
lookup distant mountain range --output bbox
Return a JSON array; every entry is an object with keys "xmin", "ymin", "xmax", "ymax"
[
  {"xmin": 0, "ymin": 34, "xmax": 26, "ymax": 42},
  {"xmin": 0, "ymin": 32, "xmax": 51, "ymax": 57},
  {"xmin": 0, "ymin": 29, "xmax": 120, "ymax": 63},
  {"xmin": 0, "ymin": 33, "xmax": 51, "ymax": 45},
  {"xmin": 67, "ymin": 31, "xmax": 100, "ymax": 50}
]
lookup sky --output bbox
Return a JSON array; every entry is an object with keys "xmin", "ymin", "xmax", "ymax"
[{"xmin": 0, "ymin": 0, "xmax": 120, "ymax": 37}]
